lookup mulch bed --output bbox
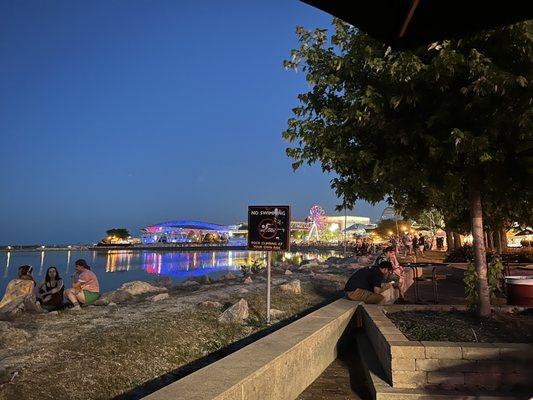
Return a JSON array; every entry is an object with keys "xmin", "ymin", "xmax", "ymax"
[{"xmin": 388, "ymin": 310, "xmax": 533, "ymax": 343}]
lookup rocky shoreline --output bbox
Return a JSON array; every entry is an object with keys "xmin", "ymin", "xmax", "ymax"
[{"xmin": 0, "ymin": 255, "xmax": 368, "ymax": 400}]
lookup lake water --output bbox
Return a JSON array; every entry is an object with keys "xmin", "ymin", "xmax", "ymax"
[{"xmin": 0, "ymin": 249, "xmax": 338, "ymax": 294}]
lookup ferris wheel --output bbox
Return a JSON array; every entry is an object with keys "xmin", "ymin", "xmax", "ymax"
[{"xmin": 307, "ymin": 205, "xmax": 326, "ymax": 241}]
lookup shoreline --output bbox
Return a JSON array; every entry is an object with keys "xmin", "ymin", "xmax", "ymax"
[{"xmin": 0, "ymin": 244, "xmax": 351, "ymax": 253}]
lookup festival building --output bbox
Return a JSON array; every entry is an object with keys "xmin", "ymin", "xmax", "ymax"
[{"xmin": 141, "ymin": 220, "xmax": 242, "ymax": 245}]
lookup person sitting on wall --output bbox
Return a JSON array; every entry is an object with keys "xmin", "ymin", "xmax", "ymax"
[
  {"xmin": 65, "ymin": 259, "xmax": 100, "ymax": 310},
  {"xmin": 37, "ymin": 266, "xmax": 64, "ymax": 311},
  {"xmin": 372, "ymin": 245, "xmax": 413, "ymax": 303},
  {"xmin": 344, "ymin": 261, "xmax": 395, "ymax": 304}
]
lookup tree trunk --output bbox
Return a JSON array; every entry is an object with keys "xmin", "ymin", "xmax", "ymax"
[
  {"xmin": 445, "ymin": 230, "xmax": 454, "ymax": 252},
  {"xmin": 453, "ymin": 232, "xmax": 462, "ymax": 249},
  {"xmin": 488, "ymin": 231, "xmax": 494, "ymax": 250},
  {"xmin": 500, "ymin": 228, "xmax": 508, "ymax": 252},
  {"xmin": 469, "ymin": 177, "xmax": 491, "ymax": 317},
  {"xmin": 495, "ymin": 230, "xmax": 503, "ymax": 254}
]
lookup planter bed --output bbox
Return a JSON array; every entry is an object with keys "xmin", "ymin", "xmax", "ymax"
[
  {"xmin": 359, "ymin": 304, "xmax": 533, "ymax": 393},
  {"xmin": 387, "ymin": 309, "xmax": 533, "ymax": 343}
]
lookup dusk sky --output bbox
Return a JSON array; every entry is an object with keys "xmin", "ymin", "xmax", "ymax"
[{"xmin": 0, "ymin": 0, "xmax": 386, "ymax": 245}]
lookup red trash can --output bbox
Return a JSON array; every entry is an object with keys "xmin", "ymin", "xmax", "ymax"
[{"xmin": 505, "ymin": 276, "xmax": 533, "ymax": 306}]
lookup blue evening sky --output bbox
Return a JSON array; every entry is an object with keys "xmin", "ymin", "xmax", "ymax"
[{"xmin": 0, "ymin": 0, "xmax": 386, "ymax": 245}]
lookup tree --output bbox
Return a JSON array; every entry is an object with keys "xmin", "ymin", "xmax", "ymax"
[
  {"xmin": 106, "ymin": 228, "xmax": 131, "ymax": 240},
  {"xmin": 283, "ymin": 20, "xmax": 533, "ymax": 316}
]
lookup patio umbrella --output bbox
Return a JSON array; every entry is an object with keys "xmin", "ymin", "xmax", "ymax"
[{"xmin": 301, "ymin": 0, "xmax": 533, "ymax": 49}]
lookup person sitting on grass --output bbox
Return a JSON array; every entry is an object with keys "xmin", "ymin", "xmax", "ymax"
[
  {"xmin": 65, "ymin": 259, "xmax": 100, "ymax": 309},
  {"xmin": 344, "ymin": 261, "xmax": 395, "ymax": 304},
  {"xmin": 37, "ymin": 266, "xmax": 64, "ymax": 311},
  {"xmin": 0, "ymin": 265, "xmax": 42, "ymax": 319}
]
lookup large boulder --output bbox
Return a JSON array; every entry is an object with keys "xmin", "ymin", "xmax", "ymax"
[
  {"xmin": 178, "ymin": 280, "xmax": 201, "ymax": 291},
  {"xmin": 199, "ymin": 301, "xmax": 222, "ymax": 309},
  {"xmin": 119, "ymin": 281, "xmax": 167, "ymax": 296},
  {"xmin": 0, "ymin": 321, "xmax": 31, "ymax": 349},
  {"xmin": 279, "ymin": 279, "xmax": 301, "ymax": 294},
  {"xmin": 218, "ymin": 299, "xmax": 249, "ymax": 324},
  {"xmin": 311, "ymin": 274, "xmax": 346, "ymax": 295},
  {"xmin": 222, "ymin": 272, "xmax": 236, "ymax": 281},
  {"xmin": 148, "ymin": 293, "xmax": 169, "ymax": 302},
  {"xmin": 94, "ymin": 290, "xmax": 134, "ymax": 305},
  {"xmin": 151, "ymin": 276, "xmax": 174, "ymax": 290}
]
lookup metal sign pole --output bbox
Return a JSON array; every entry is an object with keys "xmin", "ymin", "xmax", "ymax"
[{"xmin": 266, "ymin": 251, "xmax": 271, "ymax": 323}]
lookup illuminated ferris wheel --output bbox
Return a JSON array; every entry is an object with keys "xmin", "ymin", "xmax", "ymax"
[{"xmin": 307, "ymin": 205, "xmax": 326, "ymax": 241}]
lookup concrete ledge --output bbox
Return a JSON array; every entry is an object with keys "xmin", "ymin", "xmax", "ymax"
[{"xmin": 143, "ymin": 299, "xmax": 359, "ymax": 400}]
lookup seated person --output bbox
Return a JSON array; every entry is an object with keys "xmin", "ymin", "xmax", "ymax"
[
  {"xmin": 344, "ymin": 261, "xmax": 395, "ymax": 304},
  {"xmin": 37, "ymin": 266, "xmax": 64, "ymax": 311},
  {"xmin": 373, "ymin": 246, "xmax": 413, "ymax": 302},
  {"xmin": 65, "ymin": 259, "xmax": 100, "ymax": 309},
  {"xmin": 0, "ymin": 265, "xmax": 38, "ymax": 318}
]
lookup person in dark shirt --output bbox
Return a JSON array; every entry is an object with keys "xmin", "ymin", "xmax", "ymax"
[{"xmin": 344, "ymin": 261, "xmax": 394, "ymax": 304}]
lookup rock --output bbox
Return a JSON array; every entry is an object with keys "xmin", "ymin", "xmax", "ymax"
[
  {"xmin": 108, "ymin": 302, "xmax": 117, "ymax": 307},
  {"xmin": 148, "ymin": 293, "xmax": 169, "ymax": 302},
  {"xmin": 199, "ymin": 275, "xmax": 212, "ymax": 285},
  {"xmin": 271, "ymin": 278, "xmax": 286, "ymax": 285},
  {"xmin": 347, "ymin": 263, "xmax": 362, "ymax": 270},
  {"xmin": 223, "ymin": 272, "xmax": 236, "ymax": 281},
  {"xmin": 47, "ymin": 311, "xmax": 59, "ymax": 316},
  {"xmin": 238, "ymin": 288, "xmax": 249, "ymax": 294},
  {"xmin": 151, "ymin": 276, "xmax": 174, "ymax": 289},
  {"xmin": 243, "ymin": 277, "xmax": 253, "ymax": 285},
  {"xmin": 0, "ymin": 321, "xmax": 31, "ymax": 348},
  {"xmin": 179, "ymin": 280, "xmax": 201, "ymax": 291},
  {"xmin": 199, "ymin": 301, "xmax": 222, "ymax": 309},
  {"xmin": 119, "ymin": 281, "xmax": 167, "ymax": 296},
  {"xmin": 218, "ymin": 299, "xmax": 249, "ymax": 324},
  {"xmin": 284, "ymin": 269, "xmax": 292, "ymax": 275},
  {"xmin": 279, "ymin": 279, "xmax": 301, "ymax": 294},
  {"xmin": 358, "ymin": 256, "xmax": 370, "ymax": 265},
  {"xmin": 311, "ymin": 274, "xmax": 346, "ymax": 295},
  {"xmin": 94, "ymin": 290, "xmax": 134, "ymax": 305},
  {"xmin": 0, "ymin": 367, "xmax": 10, "ymax": 384},
  {"xmin": 269, "ymin": 308, "xmax": 285, "ymax": 319}
]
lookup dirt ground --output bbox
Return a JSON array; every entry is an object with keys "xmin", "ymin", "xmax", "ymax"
[
  {"xmin": 0, "ymin": 272, "xmax": 334, "ymax": 400},
  {"xmin": 388, "ymin": 310, "xmax": 533, "ymax": 343}
]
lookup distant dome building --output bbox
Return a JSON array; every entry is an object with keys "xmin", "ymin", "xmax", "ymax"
[
  {"xmin": 380, "ymin": 206, "xmax": 401, "ymax": 221},
  {"xmin": 141, "ymin": 220, "xmax": 239, "ymax": 244}
]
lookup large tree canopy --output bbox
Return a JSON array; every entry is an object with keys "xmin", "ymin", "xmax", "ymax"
[
  {"xmin": 284, "ymin": 20, "xmax": 533, "ymax": 315},
  {"xmin": 283, "ymin": 20, "xmax": 532, "ymax": 226}
]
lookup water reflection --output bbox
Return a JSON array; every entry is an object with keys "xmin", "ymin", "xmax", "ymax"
[
  {"xmin": 39, "ymin": 251, "xmax": 45, "ymax": 276},
  {"xmin": 0, "ymin": 249, "xmax": 338, "ymax": 295},
  {"xmin": 106, "ymin": 250, "xmax": 134, "ymax": 272},
  {"xmin": 4, "ymin": 252, "xmax": 10, "ymax": 278},
  {"xmin": 65, "ymin": 250, "xmax": 71, "ymax": 274}
]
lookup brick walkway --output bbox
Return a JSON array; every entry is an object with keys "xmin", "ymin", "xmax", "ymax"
[{"xmin": 297, "ymin": 333, "xmax": 372, "ymax": 400}]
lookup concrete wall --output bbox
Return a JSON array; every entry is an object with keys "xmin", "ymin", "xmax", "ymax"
[
  {"xmin": 143, "ymin": 299, "xmax": 359, "ymax": 400},
  {"xmin": 360, "ymin": 304, "xmax": 533, "ymax": 391}
]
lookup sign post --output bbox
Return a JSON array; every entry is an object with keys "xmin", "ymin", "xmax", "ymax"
[{"xmin": 247, "ymin": 205, "xmax": 291, "ymax": 324}]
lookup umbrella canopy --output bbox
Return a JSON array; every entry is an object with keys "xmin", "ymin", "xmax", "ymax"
[{"xmin": 301, "ymin": 0, "xmax": 533, "ymax": 49}]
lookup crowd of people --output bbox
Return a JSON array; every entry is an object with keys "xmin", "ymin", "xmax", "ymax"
[{"xmin": 0, "ymin": 259, "xmax": 100, "ymax": 319}]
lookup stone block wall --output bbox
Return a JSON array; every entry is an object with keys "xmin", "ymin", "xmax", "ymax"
[{"xmin": 360, "ymin": 305, "xmax": 533, "ymax": 392}]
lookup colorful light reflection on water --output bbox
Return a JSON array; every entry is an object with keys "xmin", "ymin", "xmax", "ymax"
[{"xmin": 0, "ymin": 249, "xmax": 338, "ymax": 294}]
